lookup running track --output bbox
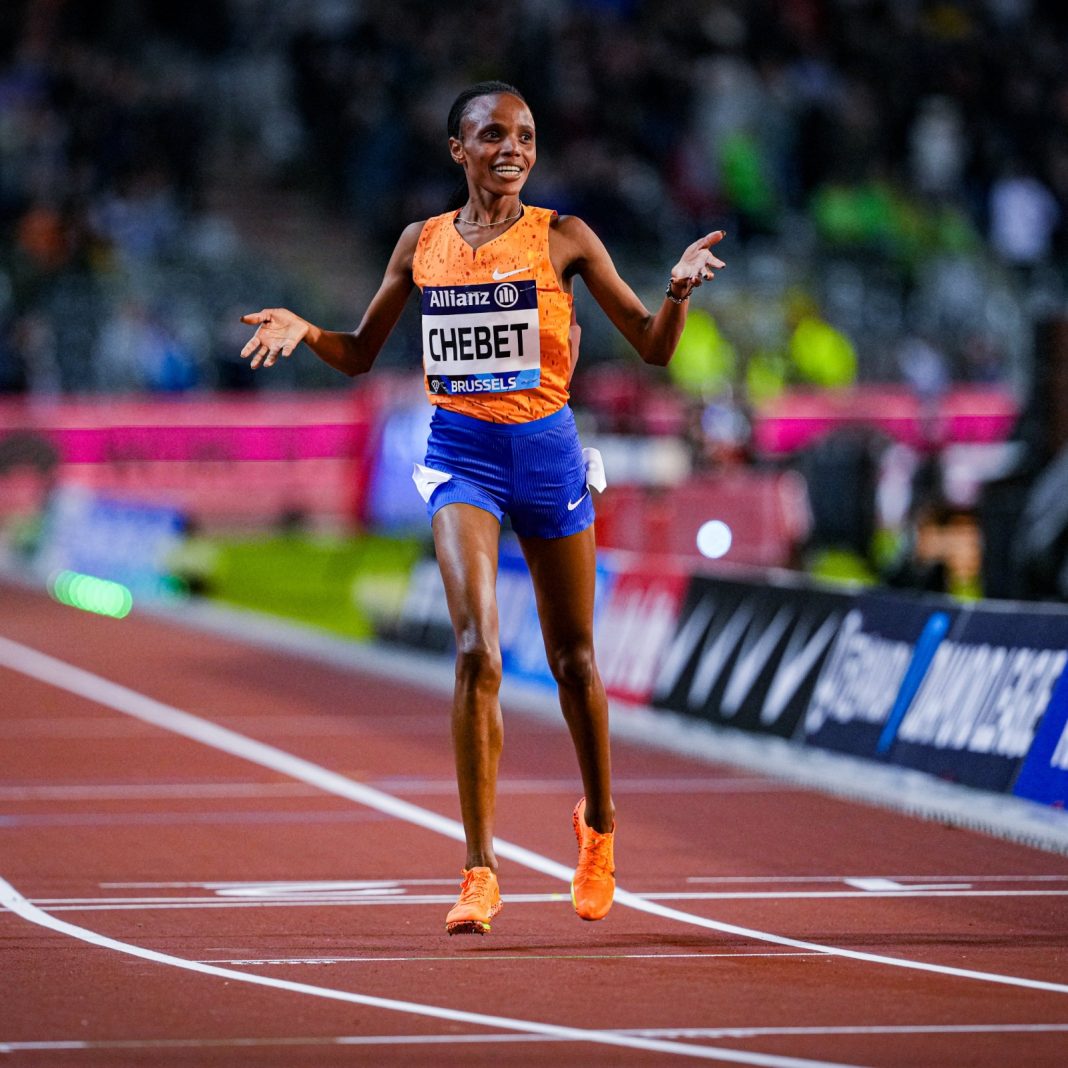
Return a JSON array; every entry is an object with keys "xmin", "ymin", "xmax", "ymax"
[{"xmin": 2, "ymin": 579, "xmax": 1068, "ymax": 1067}]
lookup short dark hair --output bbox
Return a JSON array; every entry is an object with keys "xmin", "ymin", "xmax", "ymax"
[{"xmin": 447, "ymin": 81, "xmax": 527, "ymax": 140}]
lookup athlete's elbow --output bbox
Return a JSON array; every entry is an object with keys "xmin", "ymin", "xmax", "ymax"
[
  {"xmin": 341, "ymin": 338, "xmax": 377, "ymax": 377},
  {"xmin": 639, "ymin": 347, "xmax": 673, "ymax": 368},
  {"xmin": 343, "ymin": 360, "xmax": 374, "ymax": 379}
]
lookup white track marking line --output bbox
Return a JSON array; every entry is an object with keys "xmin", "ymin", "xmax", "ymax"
[
  {"xmin": 96, "ymin": 875, "xmax": 1063, "ymax": 892},
  {"xmin": 0, "ymin": 1036, "xmax": 551, "ymax": 1053},
  {"xmin": 2, "ymin": 634, "xmax": 1067, "ymax": 997},
  {"xmin": 198, "ymin": 952, "xmax": 820, "ymax": 965},
  {"xmin": 4, "ymin": 1022, "xmax": 1068, "ymax": 1055},
  {"xmin": 33, "ymin": 890, "xmax": 1068, "ymax": 903},
  {"xmin": 0, "ymin": 777, "xmax": 787, "ymax": 801},
  {"xmin": 686, "ymin": 875, "xmax": 1068, "ymax": 883},
  {"xmin": 26, "ymin": 888, "xmax": 1068, "ymax": 914},
  {"xmin": 102, "ymin": 879, "xmax": 462, "ymax": 887},
  {"xmin": 634, "ymin": 1024, "xmax": 1068, "ymax": 1038},
  {"xmin": 0, "ymin": 879, "xmax": 861, "ymax": 1068},
  {"xmin": 642, "ymin": 890, "xmax": 1068, "ymax": 900}
]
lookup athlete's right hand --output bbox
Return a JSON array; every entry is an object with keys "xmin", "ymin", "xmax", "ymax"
[{"xmin": 240, "ymin": 308, "xmax": 310, "ymax": 369}]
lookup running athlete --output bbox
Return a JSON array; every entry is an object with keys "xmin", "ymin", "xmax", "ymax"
[{"xmin": 240, "ymin": 81, "xmax": 725, "ymax": 935}]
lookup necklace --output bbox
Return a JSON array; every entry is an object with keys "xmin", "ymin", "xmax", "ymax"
[{"xmin": 456, "ymin": 203, "xmax": 524, "ymax": 228}]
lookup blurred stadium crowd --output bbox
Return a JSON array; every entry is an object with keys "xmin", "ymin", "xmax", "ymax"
[{"xmin": 0, "ymin": 0, "xmax": 1065, "ymax": 402}]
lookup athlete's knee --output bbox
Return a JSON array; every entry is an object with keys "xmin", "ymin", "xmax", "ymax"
[
  {"xmin": 454, "ymin": 630, "xmax": 503, "ymax": 692},
  {"xmin": 547, "ymin": 641, "xmax": 597, "ymax": 690}
]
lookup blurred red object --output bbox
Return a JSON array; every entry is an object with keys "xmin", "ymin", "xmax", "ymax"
[{"xmin": 595, "ymin": 470, "xmax": 809, "ymax": 569}]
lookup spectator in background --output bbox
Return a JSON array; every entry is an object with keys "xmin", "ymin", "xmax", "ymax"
[
  {"xmin": 3, "ymin": 0, "xmax": 1068, "ymax": 398},
  {"xmin": 910, "ymin": 96, "xmax": 966, "ymax": 200},
  {"xmin": 988, "ymin": 161, "xmax": 1061, "ymax": 268},
  {"xmin": 93, "ymin": 299, "xmax": 199, "ymax": 394}
]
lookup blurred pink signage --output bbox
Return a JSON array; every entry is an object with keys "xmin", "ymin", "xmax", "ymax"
[
  {"xmin": 752, "ymin": 386, "xmax": 1018, "ymax": 455},
  {"xmin": 0, "ymin": 392, "xmax": 375, "ymax": 527}
]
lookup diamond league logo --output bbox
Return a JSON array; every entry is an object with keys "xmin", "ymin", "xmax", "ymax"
[
  {"xmin": 494, "ymin": 282, "xmax": 519, "ymax": 308},
  {"xmin": 429, "ymin": 377, "xmax": 443, "ymax": 393}
]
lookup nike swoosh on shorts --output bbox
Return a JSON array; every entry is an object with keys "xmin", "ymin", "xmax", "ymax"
[
  {"xmin": 492, "ymin": 266, "xmax": 529, "ymax": 281},
  {"xmin": 567, "ymin": 490, "xmax": 589, "ymax": 511}
]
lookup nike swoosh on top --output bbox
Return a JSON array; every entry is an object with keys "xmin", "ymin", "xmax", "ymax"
[
  {"xmin": 567, "ymin": 490, "xmax": 589, "ymax": 511},
  {"xmin": 492, "ymin": 266, "xmax": 529, "ymax": 281}
]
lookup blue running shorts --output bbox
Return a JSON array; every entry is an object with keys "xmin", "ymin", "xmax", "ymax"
[{"xmin": 413, "ymin": 405, "xmax": 596, "ymax": 539}]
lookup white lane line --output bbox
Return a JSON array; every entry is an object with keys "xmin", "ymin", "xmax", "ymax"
[
  {"xmin": 102, "ymin": 879, "xmax": 461, "ymax": 887},
  {"xmin": 0, "ymin": 1036, "xmax": 552, "ymax": 1053},
  {"xmin": 107, "ymin": 875, "xmax": 1068, "ymax": 887},
  {"xmin": 0, "ymin": 777, "xmax": 787, "ymax": 802},
  {"xmin": 27, "ymin": 888, "xmax": 1068, "ymax": 913},
  {"xmin": 4, "ymin": 1022, "xmax": 1068, "ymax": 1055},
  {"xmin": 636, "ymin": 1024, "xmax": 1068, "ymax": 1039},
  {"xmin": 0, "ymin": 783, "xmax": 322, "ymax": 801},
  {"xmin": 2, "ymin": 634, "xmax": 1067, "ymax": 997},
  {"xmin": 0, "ymin": 878, "xmax": 861, "ymax": 1068},
  {"xmin": 199, "ymin": 952, "xmax": 821, "ymax": 965},
  {"xmin": 34, "ymin": 890, "xmax": 1068, "ymax": 903},
  {"xmin": 646, "ymin": 890, "xmax": 1068, "ymax": 901},
  {"xmin": 0, "ymin": 777, "xmax": 784, "ymax": 802},
  {"xmin": 686, "ymin": 875, "xmax": 1068, "ymax": 883}
]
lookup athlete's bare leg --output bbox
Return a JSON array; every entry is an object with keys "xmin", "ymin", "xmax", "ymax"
[
  {"xmin": 432, "ymin": 503, "xmax": 504, "ymax": 872},
  {"xmin": 519, "ymin": 525, "xmax": 615, "ymax": 834}
]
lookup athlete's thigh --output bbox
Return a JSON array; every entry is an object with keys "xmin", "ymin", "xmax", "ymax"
[
  {"xmin": 517, "ymin": 525, "xmax": 598, "ymax": 649},
  {"xmin": 432, "ymin": 502, "xmax": 503, "ymax": 640}
]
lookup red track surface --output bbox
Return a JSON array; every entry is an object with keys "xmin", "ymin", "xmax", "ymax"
[{"xmin": 2, "ymin": 579, "xmax": 1068, "ymax": 1067}]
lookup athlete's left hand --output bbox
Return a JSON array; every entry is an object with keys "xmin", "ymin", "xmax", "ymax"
[{"xmin": 670, "ymin": 231, "xmax": 726, "ymax": 297}]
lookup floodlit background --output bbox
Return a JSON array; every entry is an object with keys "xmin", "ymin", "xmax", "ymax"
[{"xmin": 2, "ymin": 0, "xmax": 1067, "ymax": 622}]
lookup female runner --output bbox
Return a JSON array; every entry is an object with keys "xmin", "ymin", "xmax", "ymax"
[{"xmin": 240, "ymin": 80, "xmax": 725, "ymax": 935}]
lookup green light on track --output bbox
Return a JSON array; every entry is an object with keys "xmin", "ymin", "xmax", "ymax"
[{"xmin": 48, "ymin": 570, "xmax": 133, "ymax": 619}]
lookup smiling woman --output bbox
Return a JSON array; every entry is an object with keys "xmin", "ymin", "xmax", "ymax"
[{"xmin": 239, "ymin": 79, "xmax": 726, "ymax": 938}]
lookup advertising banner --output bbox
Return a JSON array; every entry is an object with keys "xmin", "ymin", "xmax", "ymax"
[
  {"xmin": 1012, "ymin": 668, "xmax": 1068, "ymax": 807},
  {"xmin": 651, "ymin": 575, "xmax": 851, "ymax": 738},
  {"xmin": 0, "ymin": 393, "xmax": 375, "ymax": 528},
  {"xmin": 496, "ymin": 543, "xmax": 614, "ymax": 689},
  {"xmin": 34, "ymin": 485, "xmax": 186, "ymax": 599},
  {"xmin": 594, "ymin": 557, "xmax": 689, "ymax": 705},
  {"xmin": 392, "ymin": 543, "xmax": 680, "ymax": 702},
  {"xmin": 802, "ymin": 592, "xmax": 956, "ymax": 759},
  {"xmin": 885, "ymin": 608, "xmax": 1068, "ymax": 792},
  {"xmin": 363, "ymin": 404, "xmax": 434, "ymax": 532},
  {"xmin": 393, "ymin": 556, "xmax": 455, "ymax": 654}
]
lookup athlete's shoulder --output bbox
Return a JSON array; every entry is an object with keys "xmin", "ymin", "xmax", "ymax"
[
  {"xmin": 548, "ymin": 213, "xmax": 603, "ymax": 266},
  {"xmin": 548, "ymin": 213, "xmax": 597, "ymax": 241},
  {"xmin": 399, "ymin": 219, "xmax": 428, "ymax": 243},
  {"xmin": 388, "ymin": 219, "xmax": 429, "ymax": 274}
]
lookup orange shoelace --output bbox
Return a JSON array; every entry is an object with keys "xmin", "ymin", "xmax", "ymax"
[
  {"xmin": 458, "ymin": 868, "xmax": 494, "ymax": 902},
  {"xmin": 579, "ymin": 832, "xmax": 613, "ymax": 879}
]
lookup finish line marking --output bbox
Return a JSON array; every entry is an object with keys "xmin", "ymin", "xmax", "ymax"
[
  {"xmin": 2, "ymin": 634, "xmax": 1068, "ymax": 998},
  {"xmin": 0, "ymin": 878, "xmax": 858, "ymax": 1068}
]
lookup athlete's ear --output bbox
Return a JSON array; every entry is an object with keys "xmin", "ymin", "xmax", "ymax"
[{"xmin": 449, "ymin": 137, "xmax": 465, "ymax": 166}]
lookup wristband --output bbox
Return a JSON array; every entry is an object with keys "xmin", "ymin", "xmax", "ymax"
[{"xmin": 665, "ymin": 281, "xmax": 691, "ymax": 304}]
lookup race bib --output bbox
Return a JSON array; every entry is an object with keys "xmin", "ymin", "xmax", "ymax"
[{"xmin": 422, "ymin": 281, "xmax": 541, "ymax": 396}]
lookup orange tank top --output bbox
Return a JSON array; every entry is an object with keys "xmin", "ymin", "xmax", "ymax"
[{"xmin": 411, "ymin": 205, "xmax": 573, "ymax": 423}]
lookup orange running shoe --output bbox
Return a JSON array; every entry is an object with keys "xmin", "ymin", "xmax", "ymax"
[
  {"xmin": 571, "ymin": 798, "xmax": 615, "ymax": 921},
  {"xmin": 445, "ymin": 867, "xmax": 502, "ymax": 935}
]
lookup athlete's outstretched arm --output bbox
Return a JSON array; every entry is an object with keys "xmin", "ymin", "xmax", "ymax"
[
  {"xmin": 553, "ymin": 217, "xmax": 725, "ymax": 367},
  {"xmin": 239, "ymin": 222, "xmax": 423, "ymax": 376}
]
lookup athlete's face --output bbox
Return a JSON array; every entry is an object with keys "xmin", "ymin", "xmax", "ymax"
[{"xmin": 450, "ymin": 93, "xmax": 536, "ymax": 196}]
